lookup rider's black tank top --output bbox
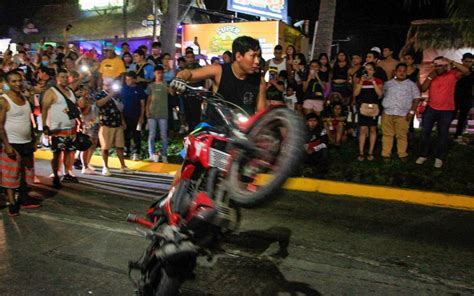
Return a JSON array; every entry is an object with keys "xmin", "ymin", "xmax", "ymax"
[{"xmin": 217, "ymin": 63, "xmax": 260, "ymax": 115}]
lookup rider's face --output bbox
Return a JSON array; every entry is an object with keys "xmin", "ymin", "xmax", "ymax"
[{"xmin": 236, "ymin": 49, "xmax": 260, "ymax": 74}]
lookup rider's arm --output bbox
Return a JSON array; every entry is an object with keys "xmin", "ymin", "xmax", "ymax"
[
  {"xmin": 175, "ymin": 64, "xmax": 221, "ymax": 84},
  {"xmin": 256, "ymin": 77, "xmax": 267, "ymax": 111}
]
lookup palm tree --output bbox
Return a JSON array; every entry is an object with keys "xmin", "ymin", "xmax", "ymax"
[
  {"xmin": 404, "ymin": 0, "xmax": 473, "ymax": 44},
  {"xmin": 313, "ymin": 0, "xmax": 337, "ymax": 59}
]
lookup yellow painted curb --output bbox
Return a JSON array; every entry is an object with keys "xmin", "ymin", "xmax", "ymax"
[{"xmin": 35, "ymin": 150, "xmax": 474, "ymax": 211}]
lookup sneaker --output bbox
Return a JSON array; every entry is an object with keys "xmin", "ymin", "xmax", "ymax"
[
  {"xmin": 49, "ymin": 172, "xmax": 63, "ymax": 179},
  {"xmin": 120, "ymin": 167, "xmax": 135, "ymax": 174},
  {"xmin": 81, "ymin": 167, "xmax": 96, "ymax": 175},
  {"xmin": 415, "ymin": 157, "xmax": 427, "ymax": 165},
  {"xmin": 62, "ymin": 174, "xmax": 79, "ymax": 183},
  {"xmin": 102, "ymin": 167, "xmax": 112, "ymax": 177},
  {"xmin": 20, "ymin": 196, "xmax": 42, "ymax": 209},
  {"xmin": 161, "ymin": 156, "xmax": 168, "ymax": 163},
  {"xmin": 8, "ymin": 202, "xmax": 20, "ymax": 217},
  {"xmin": 434, "ymin": 158, "xmax": 443, "ymax": 168},
  {"xmin": 73, "ymin": 159, "xmax": 83, "ymax": 170},
  {"xmin": 131, "ymin": 153, "xmax": 139, "ymax": 161},
  {"xmin": 52, "ymin": 176, "xmax": 61, "ymax": 188}
]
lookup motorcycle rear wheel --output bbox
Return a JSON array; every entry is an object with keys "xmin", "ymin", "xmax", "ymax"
[{"xmin": 228, "ymin": 107, "xmax": 305, "ymax": 207}]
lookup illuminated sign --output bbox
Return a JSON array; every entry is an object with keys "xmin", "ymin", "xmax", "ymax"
[
  {"xmin": 227, "ymin": 0, "xmax": 288, "ymax": 21},
  {"xmin": 79, "ymin": 0, "xmax": 123, "ymax": 10}
]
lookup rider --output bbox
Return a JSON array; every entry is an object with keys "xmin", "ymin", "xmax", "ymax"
[
  {"xmin": 171, "ymin": 35, "xmax": 267, "ymax": 115},
  {"xmin": 166, "ymin": 36, "xmax": 267, "ymax": 189}
]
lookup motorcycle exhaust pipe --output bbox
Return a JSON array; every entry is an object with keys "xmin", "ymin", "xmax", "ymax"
[{"xmin": 127, "ymin": 214, "xmax": 154, "ymax": 229}]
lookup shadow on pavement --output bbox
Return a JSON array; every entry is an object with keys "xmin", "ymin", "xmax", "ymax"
[{"xmin": 188, "ymin": 227, "xmax": 321, "ymax": 296}]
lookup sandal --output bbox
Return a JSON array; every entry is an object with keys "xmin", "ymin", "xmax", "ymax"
[
  {"xmin": 357, "ymin": 154, "xmax": 365, "ymax": 162},
  {"xmin": 367, "ymin": 154, "xmax": 375, "ymax": 161}
]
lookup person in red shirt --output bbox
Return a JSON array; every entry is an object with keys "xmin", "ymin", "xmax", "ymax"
[{"xmin": 416, "ymin": 56, "xmax": 470, "ymax": 168}]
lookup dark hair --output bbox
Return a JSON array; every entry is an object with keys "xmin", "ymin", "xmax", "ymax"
[
  {"xmin": 121, "ymin": 42, "xmax": 129, "ymax": 47},
  {"xmin": 138, "ymin": 45, "xmax": 147, "ymax": 52},
  {"xmin": 309, "ymin": 59, "xmax": 320, "ymax": 67},
  {"xmin": 185, "ymin": 51, "xmax": 194, "ymax": 57},
  {"xmin": 177, "ymin": 57, "xmax": 185, "ymax": 63},
  {"xmin": 41, "ymin": 53, "xmax": 51, "ymax": 59},
  {"xmin": 5, "ymin": 70, "xmax": 22, "ymax": 81},
  {"xmin": 70, "ymin": 70, "xmax": 80, "ymax": 78},
  {"xmin": 18, "ymin": 50, "xmax": 27, "ymax": 55},
  {"xmin": 122, "ymin": 52, "xmax": 132, "ymax": 59},
  {"xmin": 318, "ymin": 53, "xmax": 329, "ymax": 63},
  {"xmin": 133, "ymin": 49, "xmax": 145, "ymax": 58},
  {"xmin": 210, "ymin": 56, "xmax": 220, "ymax": 64},
  {"xmin": 161, "ymin": 53, "xmax": 171, "ymax": 59},
  {"xmin": 56, "ymin": 45, "xmax": 65, "ymax": 50},
  {"xmin": 286, "ymin": 45, "xmax": 296, "ymax": 59},
  {"xmin": 45, "ymin": 44, "xmax": 53, "ymax": 49},
  {"xmin": 154, "ymin": 65, "xmax": 164, "ymax": 72},
  {"xmin": 274, "ymin": 44, "xmax": 283, "ymax": 51},
  {"xmin": 395, "ymin": 62, "xmax": 407, "ymax": 71},
  {"xmin": 462, "ymin": 52, "xmax": 473, "ymax": 60},
  {"xmin": 185, "ymin": 47, "xmax": 194, "ymax": 53},
  {"xmin": 305, "ymin": 112, "xmax": 319, "ymax": 122},
  {"xmin": 287, "ymin": 83, "xmax": 296, "ymax": 90},
  {"xmin": 56, "ymin": 68, "xmax": 68, "ymax": 75},
  {"xmin": 232, "ymin": 36, "xmax": 260, "ymax": 60},
  {"xmin": 364, "ymin": 62, "xmax": 376, "ymax": 70},
  {"xmin": 403, "ymin": 51, "xmax": 415, "ymax": 58},
  {"xmin": 278, "ymin": 70, "xmax": 288, "ymax": 79},
  {"xmin": 152, "ymin": 41, "xmax": 161, "ymax": 48},
  {"xmin": 125, "ymin": 71, "xmax": 137, "ymax": 78},
  {"xmin": 295, "ymin": 53, "xmax": 307, "ymax": 66},
  {"xmin": 433, "ymin": 56, "xmax": 444, "ymax": 62},
  {"xmin": 368, "ymin": 50, "xmax": 380, "ymax": 60},
  {"xmin": 223, "ymin": 50, "xmax": 232, "ymax": 58}
]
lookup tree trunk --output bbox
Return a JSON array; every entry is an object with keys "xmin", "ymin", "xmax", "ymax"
[
  {"xmin": 313, "ymin": 0, "xmax": 337, "ymax": 58},
  {"xmin": 159, "ymin": 0, "xmax": 179, "ymax": 58}
]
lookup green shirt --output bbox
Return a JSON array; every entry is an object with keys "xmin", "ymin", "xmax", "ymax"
[{"xmin": 146, "ymin": 82, "xmax": 168, "ymax": 119}]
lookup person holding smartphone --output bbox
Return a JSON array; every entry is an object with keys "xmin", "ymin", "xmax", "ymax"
[{"xmin": 302, "ymin": 60, "xmax": 326, "ymax": 116}]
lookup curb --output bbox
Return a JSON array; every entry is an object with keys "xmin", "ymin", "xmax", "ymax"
[{"xmin": 34, "ymin": 150, "xmax": 474, "ymax": 211}]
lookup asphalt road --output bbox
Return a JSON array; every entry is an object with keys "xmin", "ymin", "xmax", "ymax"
[{"xmin": 1, "ymin": 160, "xmax": 474, "ymax": 295}]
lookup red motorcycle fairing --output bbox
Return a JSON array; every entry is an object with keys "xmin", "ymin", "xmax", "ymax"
[{"xmin": 185, "ymin": 132, "xmax": 229, "ymax": 169}]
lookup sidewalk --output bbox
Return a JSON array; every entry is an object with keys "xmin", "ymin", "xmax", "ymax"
[{"xmin": 34, "ymin": 150, "xmax": 474, "ymax": 211}]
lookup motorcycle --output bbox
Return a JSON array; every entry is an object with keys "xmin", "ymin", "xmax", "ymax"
[{"xmin": 127, "ymin": 84, "xmax": 305, "ymax": 295}]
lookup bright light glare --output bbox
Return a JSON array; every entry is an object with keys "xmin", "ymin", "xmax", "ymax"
[
  {"xmin": 80, "ymin": 0, "xmax": 123, "ymax": 10},
  {"xmin": 237, "ymin": 114, "xmax": 249, "ymax": 123}
]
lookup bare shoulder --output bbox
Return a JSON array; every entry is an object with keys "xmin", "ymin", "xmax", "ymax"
[{"xmin": 0, "ymin": 96, "xmax": 9, "ymax": 112}]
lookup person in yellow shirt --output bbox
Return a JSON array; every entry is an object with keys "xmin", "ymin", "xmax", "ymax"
[{"xmin": 99, "ymin": 46, "xmax": 126, "ymax": 86}]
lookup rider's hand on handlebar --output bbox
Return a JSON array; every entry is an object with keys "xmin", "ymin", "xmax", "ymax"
[{"xmin": 170, "ymin": 78, "xmax": 187, "ymax": 94}]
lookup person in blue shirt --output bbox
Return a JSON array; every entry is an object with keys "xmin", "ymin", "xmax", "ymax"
[{"xmin": 120, "ymin": 71, "xmax": 147, "ymax": 160}]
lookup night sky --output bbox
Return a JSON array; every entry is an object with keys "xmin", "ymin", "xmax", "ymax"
[{"xmin": 1, "ymin": 0, "xmax": 449, "ymax": 57}]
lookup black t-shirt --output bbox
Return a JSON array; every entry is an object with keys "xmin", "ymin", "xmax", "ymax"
[
  {"xmin": 217, "ymin": 63, "xmax": 260, "ymax": 115},
  {"xmin": 332, "ymin": 63, "xmax": 349, "ymax": 81},
  {"xmin": 304, "ymin": 79, "xmax": 324, "ymax": 100},
  {"xmin": 455, "ymin": 70, "xmax": 474, "ymax": 100},
  {"xmin": 146, "ymin": 55, "xmax": 162, "ymax": 67},
  {"xmin": 266, "ymin": 81, "xmax": 285, "ymax": 101},
  {"xmin": 96, "ymin": 91, "xmax": 122, "ymax": 127},
  {"xmin": 407, "ymin": 67, "xmax": 419, "ymax": 84}
]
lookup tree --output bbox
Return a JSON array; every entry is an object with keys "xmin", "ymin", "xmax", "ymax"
[
  {"xmin": 313, "ymin": 0, "xmax": 337, "ymax": 59},
  {"xmin": 158, "ymin": 0, "xmax": 178, "ymax": 57},
  {"xmin": 404, "ymin": 0, "xmax": 474, "ymax": 46}
]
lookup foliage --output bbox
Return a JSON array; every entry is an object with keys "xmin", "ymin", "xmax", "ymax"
[{"xmin": 301, "ymin": 134, "xmax": 474, "ymax": 196}]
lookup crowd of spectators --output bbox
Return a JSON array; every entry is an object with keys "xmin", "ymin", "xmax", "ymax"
[{"xmin": 0, "ymin": 37, "xmax": 472, "ymax": 216}]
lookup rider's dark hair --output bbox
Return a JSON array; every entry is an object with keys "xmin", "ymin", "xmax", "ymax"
[
  {"xmin": 232, "ymin": 36, "xmax": 260, "ymax": 60},
  {"xmin": 5, "ymin": 70, "xmax": 22, "ymax": 81},
  {"xmin": 274, "ymin": 44, "xmax": 283, "ymax": 51}
]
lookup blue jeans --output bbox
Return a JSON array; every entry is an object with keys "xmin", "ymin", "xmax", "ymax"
[
  {"xmin": 419, "ymin": 106, "xmax": 453, "ymax": 160},
  {"xmin": 147, "ymin": 118, "xmax": 168, "ymax": 158}
]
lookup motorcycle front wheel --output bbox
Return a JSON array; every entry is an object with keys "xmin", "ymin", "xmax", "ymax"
[{"xmin": 228, "ymin": 107, "xmax": 305, "ymax": 207}]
